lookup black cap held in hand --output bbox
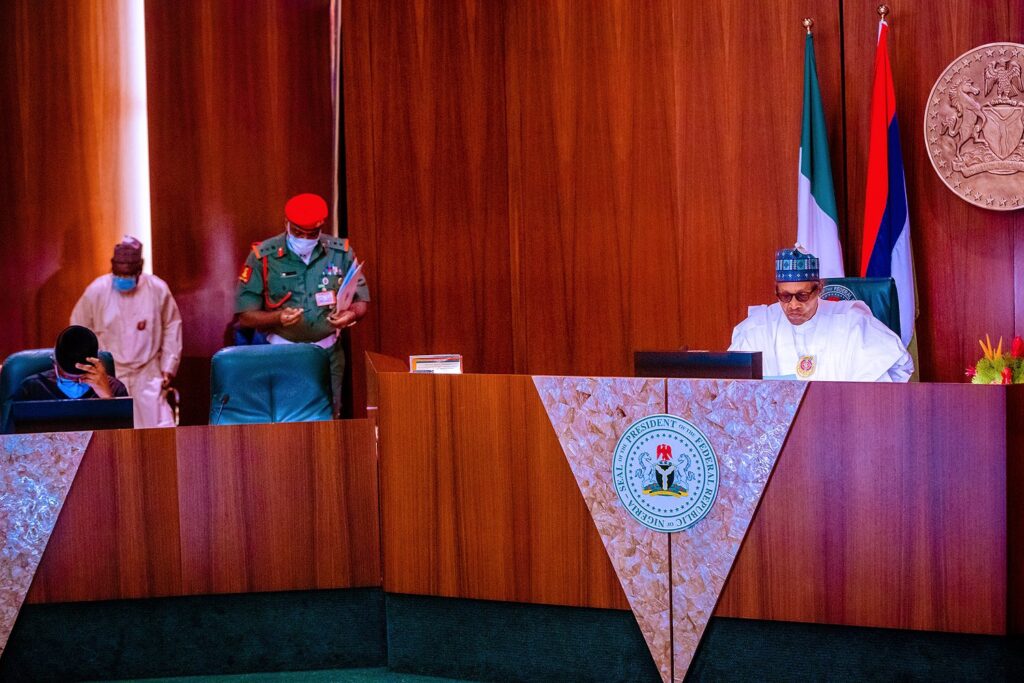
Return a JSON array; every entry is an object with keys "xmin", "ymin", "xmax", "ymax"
[{"xmin": 55, "ymin": 325, "xmax": 99, "ymax": 375}]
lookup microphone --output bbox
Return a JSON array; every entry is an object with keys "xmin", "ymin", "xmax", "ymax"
[{"xmin": 213, "ymin": 394, "xmax": 230, "ymax": 425}]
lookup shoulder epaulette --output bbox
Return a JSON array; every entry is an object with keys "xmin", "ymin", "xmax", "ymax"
[
  {"xmin": 254, "ymin": 234, "xmax": 286, "ymax": 258},
  {"xmin": 322, "ymin": 235, "xmax": 348, "ymax": 252}
]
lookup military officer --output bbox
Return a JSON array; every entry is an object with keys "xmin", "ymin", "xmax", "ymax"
[{"xmin": 235, "ymin": 193, "xmax": 370, "ymax": 415}]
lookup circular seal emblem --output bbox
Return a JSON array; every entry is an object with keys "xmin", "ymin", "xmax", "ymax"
[
  {"xmin": 612, "ymin": 414, "xmax": 719, "ymax": 532},
  {"xmin": 925, "ymin": 42, "xmax": 1024, "ymax": 210},
  {"xmin": 820, "ymin": 283, "xmax": 856, "ymax": 302}
]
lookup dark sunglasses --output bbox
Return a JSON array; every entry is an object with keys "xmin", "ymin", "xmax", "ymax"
[{"xmin": 775, "ymin": 284, "xmax": 820, "ymax": 304}]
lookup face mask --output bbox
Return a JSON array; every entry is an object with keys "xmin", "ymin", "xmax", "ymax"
[
  {"xmin": 55, "ymin": 372, "xmax": 90, "ymax": 399},
  {"xmin": 112, "ymin": 275, "xmax": 138, "ymax": 292},
  {"xmin": 286, "ymin": 232, "xmax": 319, "ymax": 264}
]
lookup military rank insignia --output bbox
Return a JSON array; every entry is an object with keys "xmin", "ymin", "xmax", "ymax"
[{"xmin": 239, "ymin": 265, "xmax": 252, "ymax": 284}]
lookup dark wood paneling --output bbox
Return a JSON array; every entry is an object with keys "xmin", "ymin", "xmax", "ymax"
[
  {"xmin": 717, "ymin": 382, "xmax": 1007, "ymax": 634},
  {"xmin": 26, "ymin": 420, "xmax": 379, "ymax": 603},
  {"xmin": 145, "ymin": 0, "xmax": 334, "ymax": 362},
  {"xmin": 505, "ymin": 1, "xmax": 691, "ymax": 375},
  {"xmin": 378, "ymin": 373, "xmax": 628, "ymax": 609},
  {"xmin": 676, "ymin": 2, "xmax": 845, "ymax": 353},
  {"xmin": 345, "ymin": 1, "xmax": 1021, "ymax": 383},
  {"xmin": 0, "ymin": 1, "xmax": 138, "ymax": 358},
  {"xmin": 842, "ymin": 1, "xmax": 1024, "ymax": 381},
  {"xmin": 26, "ymin": 429, "xmax": 183, "ymax": 603},
  {"xmin": 176, "ymin": 420, "xmax": 379, "ymax": 595},
  {"xmin": 341, "ymin": 1, "xmax": 380, "ymax": 417},
  {"xmin": 345, "ymin": 0, "xmax": 513, "ymax": 377},
  {"xmin": 1009, "ymin": 385, "xmax": 1024, "ymax": 634},
  {"xmin": 345, "ymin": 1, "xmax": 844, "ymax": 379}
]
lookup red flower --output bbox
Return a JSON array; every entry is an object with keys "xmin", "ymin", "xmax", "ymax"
[
  {"xmin": 1012, "ymin": 336, "xmax": 1024, "ymax": 359},
  {"xmin": 965, "ymin": 365, "xmax": 977, "ymax": 378},
  {"xmin": 1002, "ymin": 367, "xmax": 1014, "ymax": 384}
]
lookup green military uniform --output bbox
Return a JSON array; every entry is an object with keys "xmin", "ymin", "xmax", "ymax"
[{"xmin": 235, "ymin": 232, "xmax": 370, "ymax": 415}]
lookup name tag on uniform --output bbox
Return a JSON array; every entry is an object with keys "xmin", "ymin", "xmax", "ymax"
[{"xmin": 315, "ymin": 290, "xmax": 336, "ymax": 307}]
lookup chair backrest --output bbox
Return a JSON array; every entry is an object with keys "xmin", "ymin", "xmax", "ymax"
[
  {"xmin": 0, "ymin": 349, "xmax": 117, "ymax": 433},
  {"xmin": 209, "ymin": 344, "xmax": 333, "ymax": 425},
  {"xmin": 821, "ymin": 277, "xmax": 901, "ymax": 338}
]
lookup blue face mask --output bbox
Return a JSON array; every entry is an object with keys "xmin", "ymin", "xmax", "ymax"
[
  {"xmin": 112, "ymin": 275, "xmax": 138, "ymax": 292},
  {"xmin": 286, "ymin": 232, "xmax": 319, "ymax": 263},
  {"xmin": 55, "ymin": 372, "xmax": 90, "ymax": 399}
]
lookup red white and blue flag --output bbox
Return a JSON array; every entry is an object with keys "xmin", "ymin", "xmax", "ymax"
[{"xmin": 860, "ymin": 17, "xmax": 915, "ymax": 347}]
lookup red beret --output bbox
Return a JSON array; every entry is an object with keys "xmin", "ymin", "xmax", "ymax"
[{"xmin": 285, "ymin": 193, "xmax": 328, "ymax": 228}]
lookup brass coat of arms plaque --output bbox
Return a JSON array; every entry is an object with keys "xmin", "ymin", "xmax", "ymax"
[{"xmin": 925, "ymin": 42, "xmax": 1024, "ymax": 210}]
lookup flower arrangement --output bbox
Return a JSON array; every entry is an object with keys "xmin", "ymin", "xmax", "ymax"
[{"xmin": 967, "ymin": 335, "xmax": 1024, "ymax": 384}]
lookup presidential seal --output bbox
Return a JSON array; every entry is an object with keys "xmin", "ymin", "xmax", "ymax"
[
  {"xmin": 820, "ymin": 283, "xmax": 857, "ymax": 302},
  {"xmin": 612, "ymin": 414, "xmax": 719, "ymax": 532},
  {"xmin": 925, "ymin": 42, "xmax": 1024, "ymax": 210}
]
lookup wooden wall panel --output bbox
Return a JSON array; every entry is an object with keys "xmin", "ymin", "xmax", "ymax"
[
  {"xmin": 842, "ymin": 0, "xmax": 1024, "ymax": 381},
  {"xmin": 0, "ymin": 1, "xmax": 140, "ymax": 359},
  {"xmin": 675, "ymin": 2, "xmax": 845, "ymax": 353},
  {"xmin": 344, "ymin": 1, "xmax": 845, "ymax": 385},
  {"xmin": 145, "ymin": 0, "xmax": 334, "ymax": 421},
  {"xmin": 176, "ymin": 420, "xmax": 379, "ymax": 595},
  {"xmin": 505, "ymin": 1, "xmax": 685, "ymax": 375},
  {"xmin": 716, "ymin": 382, "xmax": 1007, "ymax": 634},
  {"xmin": 342, "ymin": 1, "xmax": 383, "ymax": 418},
  {"xmin": 345, "ymin": 1, "xmax": 513, "ymax": 378},
  {"xmin": 378, "ymin": 372, "xmax": 628, "ymax": 609},
  {"xmin": 344, "ymin": 1, "xmax": 1022, "ymax": 386},
  {"xmin": 26, "ymin": 429, "xmax": 183, "ymax": 603}
]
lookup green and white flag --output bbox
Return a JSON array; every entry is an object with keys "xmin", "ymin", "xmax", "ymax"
[{"xmin": 797, "ymin": 31, "xmax": 844, "ymax": 277}]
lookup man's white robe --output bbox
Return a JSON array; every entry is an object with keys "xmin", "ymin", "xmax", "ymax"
[
  {"xmin": 729, "ymin": 299, "xmax": 913, "ymax": 382},
  {"xmin": 71, "ymin": 273, "xmax": 183, "ymax": 427}
]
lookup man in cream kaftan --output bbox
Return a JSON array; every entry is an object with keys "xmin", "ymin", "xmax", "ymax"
[
  {"xmin": 729, "ymin": 245, "xmax": 912, "ymax": 382},
  {"xmin": 71, "ymin": 238, "xmax": 183, "ymax": 427}
]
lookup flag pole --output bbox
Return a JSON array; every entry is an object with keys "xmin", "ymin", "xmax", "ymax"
[
  {"xmin": 877, "ymin": 4, "xmax": 890, "ymax": 20},
  {"xmin": 802, "ymin": 18, "xmax": 813, "ymax": 35}
]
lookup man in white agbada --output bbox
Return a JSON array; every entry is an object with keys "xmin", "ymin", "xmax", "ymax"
[
  {"xmin": 729, "ymin": 245, "xmax": 913, "ymax": 382},
  {"xmin": 70, "ymin": 237, "xmax": 183, "ymax": 427}
]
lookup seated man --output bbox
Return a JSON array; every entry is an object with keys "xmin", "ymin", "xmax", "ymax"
[
  {"xmin": 729, "ymin": 245, "xmax": 913, "ymax": 382},
  {"xmin": 14, "ymin": 325, "xmax": 129, "ymax": 400}
]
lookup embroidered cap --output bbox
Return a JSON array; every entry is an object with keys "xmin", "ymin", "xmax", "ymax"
[
  {"xmin": 775, "ymin": 244, "xmax": 819, "ymax": 282},
  {"xmin": 112, "ymin": 236, "xmax": 143, "ymax": 265}
]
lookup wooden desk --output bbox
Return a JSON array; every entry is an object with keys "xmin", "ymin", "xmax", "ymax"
[
  {"xmin": 26, "ymin": 420, "xmax": 380, "ymax": 603},
  {"xmin": 376, "ymin": 372, "xmax": 1022, "ymax": 635}
]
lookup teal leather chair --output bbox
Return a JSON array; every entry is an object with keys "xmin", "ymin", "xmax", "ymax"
[
  {"xmin": 1, "ymin": 349, "xmax": 117, "ymax": 434},
  {"xmin": 209, "ymin": 344, "xmax": 333, "ymax": 425},
  {"xmin": 821, "ymin": 277, "xmax": 901, "ymax": 338}
]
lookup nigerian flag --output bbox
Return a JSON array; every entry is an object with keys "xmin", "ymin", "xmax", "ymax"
[{"xmin": 797, "ymin": 30, "xmax": 844, "ymax": 277}]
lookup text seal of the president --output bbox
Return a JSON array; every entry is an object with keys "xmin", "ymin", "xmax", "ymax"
[{"xmin": 612, "ymin": 414, "xmax": 719, "ymax": 532}]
